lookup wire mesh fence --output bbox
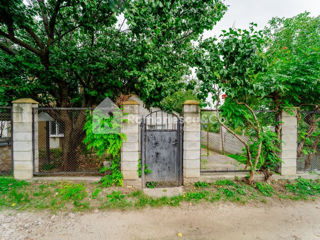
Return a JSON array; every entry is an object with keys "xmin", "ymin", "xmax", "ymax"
[
  {"xmin": 0, "ymin": 107, "xmax": 13, "ymax": 175},
  {"xmin": 200, "ymin": 109, "xmax": 278, "ymax": 172},
  {"xmin": 297, "ymin": 109, "xmax": 320, "ymax": 172},
  {"xmin": 33, "ymin": 108, "xmax": 102, "ymax": 175}
]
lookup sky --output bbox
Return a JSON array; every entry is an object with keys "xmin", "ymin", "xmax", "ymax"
[{"xmin": 204, "ymin": 0, "xmax": 320, "ymax": 38}]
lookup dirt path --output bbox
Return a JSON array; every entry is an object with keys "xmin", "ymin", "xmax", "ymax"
[{"xmin": 1, "ymin": 201, "xmax": 320, "ymax": 240}]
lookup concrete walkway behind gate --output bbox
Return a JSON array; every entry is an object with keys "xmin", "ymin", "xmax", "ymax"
[{"xmin": 201, "ymin": 149, "xmax": 245, "ymax": 172}]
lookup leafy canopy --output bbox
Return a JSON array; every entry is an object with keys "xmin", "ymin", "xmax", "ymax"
[{"xmin": 0, "ymin": 0, "xmax": 227, "ymax": 107}]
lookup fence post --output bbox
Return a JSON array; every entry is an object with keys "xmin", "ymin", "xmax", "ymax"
[
  {"xmin": 121, "ymin": 100, "xmax": 141, "ymax": 187},
  {"xmin": 12, "ymin": 98, "xmax": 38, "ymax": 179},
  {"xmin": 280, "ymin": 108, "xmax": 298, "ymax": 176},
  {"xmin": 183, "ymin": 100, "xmax": 201, "ymax": 184}
]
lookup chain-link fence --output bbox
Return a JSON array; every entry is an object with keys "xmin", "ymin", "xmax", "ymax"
[
  {"xmin": 200, "ymin": 109, "xmax": 278, "ymax": 172},
  {"xmin": 297, "ymin": 109, "xmax": 320, "ymax": 172},
  {"xmin": 0, "ymin": 107, "xmax": 13, "ymax": 175},
  {"xmin": 33, "ymin": 108, "xmax": 102, "ymax": 175}
]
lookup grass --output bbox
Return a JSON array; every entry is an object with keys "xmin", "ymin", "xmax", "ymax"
[
  {"xmin": 228, "ymin": 154, "xmax": 247, "ymax": 165},
  {"xmin": 1, "ymin": 176, "xmax": 320, "ymax": 212}
]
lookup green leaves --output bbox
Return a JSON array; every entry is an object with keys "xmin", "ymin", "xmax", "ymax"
[
  {"xmin": 196, "ymin": 24, "xmax": 266, "ymax": 103},
  {"xmin": 83, "ymin": 111, "xmax": 124, "ymax": 187},
  {"xmin": 0, "ymin": 0, "xmax": 227, "ymax": 109},
  {"xmin": 262, "ymin": 12, "xmax": 320, "ymax": 107}
]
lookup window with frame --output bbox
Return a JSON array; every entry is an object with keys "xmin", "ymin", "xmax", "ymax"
[{"xmin": 50, "ymin": 121, "xmax": 64, "ymax": 137}]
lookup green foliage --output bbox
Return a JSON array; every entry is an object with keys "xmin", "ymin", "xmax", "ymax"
[
  {"xmin": 215, "ymin": 179, "xmax": 237, "ymax": 186},
  {"xmin": 194, "ymin": 181, "xmax": 210, "ymax": 188},
  {"xmin": 285, "ymin": 178, "xmax": 320, "ymax": 198},
  {"xmin": 256, "ymin": 182, "xmax": 274, "ymax": 197},
  {"xmin": 184, "ymin": 191, "xmax": 210, "ymax": 202},
  {"xmin": 146, "ymin": 182, "xmax": 158, "ymax": 189},
  {"xmin": 201, "ymin": 111, "xmax": 221, "ymax": 133},
  {"xmin": 84, "ymin": 111, "xmax": 125, "ymax": 158},
  {"xmin": 161, "ymin": 90, "xmax": 199, "ymax": 114},
  {"xmin": 107, "ymin": 191, "xmax": 125, "ymax": 202},
  {"xmin": 297, "ymin": 110, "xmax": 320, "ymax": 170},
  {"xmin": 196, "ymin": 25, "xmax": 282, "ymax": 181},
  {"xmin": 2, "ymin": 177, "xmax": 320, "ymax": 211},
  {"xmin": 228, "ymin": 154, "xmax": 247, "ymax": 165},
  {"xmin": 84, "ymin": 112, "xmax": 124, "ymax": 187},
  {"xmin": 91, "ymin": 188, "xmax": 101, "ymax": 199},
  {"xmin": 197, "ymin": 24, "xmax": 266, "ymax": 102},
  {"xmin": 214, "ymin": 180, "xmax": 252, "ymax": 202},
  {"xmin": 262, "ymin": 13, "xmax": 320, "ymax": 107},
  {"xmin": 0, "ymin": 0, "xmax": 227, "ymax": 108},
  {"xmin": 99, "ymin": 156, "xmax": 123, "ymax": 187},
  {"xmin": 0, "ymin": 177, "xmax": 29, "ymax": 193},
  {"xmin": 138, "ymin": 159, "xmax": 152, "ymax": 178},
  {"xmin": 56, "ymin": 182, "xmax": 87, "ymax": 202}
]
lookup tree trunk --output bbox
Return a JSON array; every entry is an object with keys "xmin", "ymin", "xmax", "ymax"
[
  {"xmin": 248, "ymin": 170, "xmax": 254, "ymax": 185},
  {"xmin": 54, "ymin": 110, "xmax": 87, "ymax": 172}
]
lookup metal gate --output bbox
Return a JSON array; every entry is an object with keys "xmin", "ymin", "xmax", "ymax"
[{"xmin": 141, "ymin": 111, "xmax": 183, "ymax": 187}]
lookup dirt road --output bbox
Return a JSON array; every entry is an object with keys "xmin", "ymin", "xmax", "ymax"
[{"xmin": 1, "ymin": 201, "xmax": 320, "ymax": 240}]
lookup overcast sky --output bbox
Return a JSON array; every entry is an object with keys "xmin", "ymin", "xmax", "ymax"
[{"xmin": 204, "ymin": 0, "xmax": 320, "ymax": 38}]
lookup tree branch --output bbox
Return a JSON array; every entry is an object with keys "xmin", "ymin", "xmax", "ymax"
[
  {"xmin": 49, "ymin": 0, "xmax": 63, "ymax": 40},
  {"xmin": 0, "ymin": 29, "xmax": 41, "ymax": 56},
  {"xmin": 37, "ymin": 0, "xmax": 50, "ymax": 36},
  {"xmin": 0, "ymin": 42, "xmax": 15, "ymax": 55},
  {"xmin": 24, "ymin": 25, "xmax": 45, "ymax": 49}
]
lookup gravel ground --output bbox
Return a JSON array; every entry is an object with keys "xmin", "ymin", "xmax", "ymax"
[{"xmin": 1, "ymin": 200, "xmax": 320, "ymax": 240}]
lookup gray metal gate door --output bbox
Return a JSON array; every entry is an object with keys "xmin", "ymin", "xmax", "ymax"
[{"xmin": 141, "ymin": 111, "xmax": 183, "ymax": 187}]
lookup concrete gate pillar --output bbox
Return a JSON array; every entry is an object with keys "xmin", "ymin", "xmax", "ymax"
[
  {"xmin": 121, "ymin": 100, "xmax": 141, "ymax": 187},
  {"xmin": 183, "ymin": 100, "xmax": 201, "ymax": 184},
  {"xmin": 12, "ymin": 98, "xmax": 38, "ymax": 180},
  {"xmin": 280, "ymin": 108, "xmax": 298, "ymax": 176}
]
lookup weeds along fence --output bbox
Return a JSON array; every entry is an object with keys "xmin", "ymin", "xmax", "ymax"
[
  {"xmin": 32, "ymin": 108, "xmax": 103, "ymax": 176},
  {"xmin": 297, "ymin": 109, "xmax": 320, "ymax": 172},
  {"xmin": 200, "ymin": 109, "xmax": 278, "ymax": 173},
  {"xmin": 0, "ymin": 107, "xmax": 13, "ymax": 175}
]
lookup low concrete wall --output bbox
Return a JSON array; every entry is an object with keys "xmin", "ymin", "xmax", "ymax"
[
  {"xmin": 0, "ymin": 142, "xmax": 12, "ymax": 172},
  {"xmin": 201, "ymin": 131, "xmax": 248, "ymax": 155}
]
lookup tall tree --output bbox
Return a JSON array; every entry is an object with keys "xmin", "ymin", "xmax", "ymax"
[
  {"xmin": 0, "ymin": 0, "xmax": 227, "ymax": 170},
  {"xmin": 262, "ymin": 13, "xmax": 320, "ymax": 169},
  {"xmin": 196, "ymin": 25, "xmax": 281, "ymax": 183}
]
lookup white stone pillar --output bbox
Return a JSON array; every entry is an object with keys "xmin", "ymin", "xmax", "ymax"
[
  {"xmin": 12, "ymin": 98, "xmax": 38, "ymax": 179},
  {"xmin": 121, "ymin": 100, "xmax": 140, "ymax": 186},
  {"xmin": 183, "ymin": 100, "xmax": 201, "ymax": 183},
  {"xmin": 280, "ymin": 108, "xmax": 298, "ymax": 176}
]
